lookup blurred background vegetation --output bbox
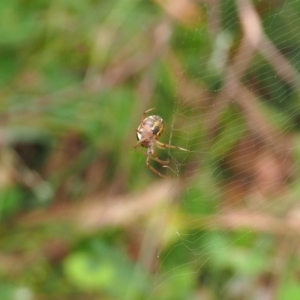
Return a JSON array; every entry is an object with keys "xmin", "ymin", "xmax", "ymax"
[{"xmin": 2, "ymin": 0, "xmax": 300, "ymax": 299}]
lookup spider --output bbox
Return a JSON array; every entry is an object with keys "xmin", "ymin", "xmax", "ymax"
[{"xmin": 133, "ymin": 108, "xmax": 189, "ymax": 178}]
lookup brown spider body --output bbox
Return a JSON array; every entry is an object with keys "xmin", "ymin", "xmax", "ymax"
[
  {"xmin": 136, "ymin": 115, "xmax": 164, "ymax": 150},
  {"xmin": 134, "ymin": 108, "xmax": 189, "ymax": 178}
]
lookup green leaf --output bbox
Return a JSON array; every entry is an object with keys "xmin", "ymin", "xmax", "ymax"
[{"xmin": 63, "ymin": 242, "xmax": 149, "ymax": 299}]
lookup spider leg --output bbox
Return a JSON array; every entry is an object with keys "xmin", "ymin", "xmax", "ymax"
[
  {"xmin": 133, "ymin": 134, "xmax": 148, "ymax": 149},
  {"xmin": 135, "ymin": 145, "xmax": 176, "ymax": 178},
  {"xmin": 141, "ymin": 107, "xmax": 155, "ymax": 124},
  {"xmin": 149, "ymin": 155, "xmax": 177, "ymax": 177},
  {"xmin": 141, "ymin": 107, "xmax": 156, "ymax": 123},
  {"xmin": 151, "ymin": 149, "xmax": 169, "ymax": 165},
  {"xmin": 135, "ymin": 147, "xmax": 169, "ymax": 165},
  {"xmin": 156, "ymin": 140, "xmax": 189, "ymax": 152},
  {"xmin": 150, "ymin": 149, "xmax": 176, "ymax": 176},
  {"xmin": 146, "ymin": 155, "xmax": 169, "ymax": 178}
]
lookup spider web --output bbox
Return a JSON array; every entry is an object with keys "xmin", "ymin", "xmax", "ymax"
[
  {"xmin": 2, "ymin": 0, "xmax": 300, "ymax": 299},
  {"xmin": 146, "ymin": 1, "xmax": 300, "ymax": 299}
]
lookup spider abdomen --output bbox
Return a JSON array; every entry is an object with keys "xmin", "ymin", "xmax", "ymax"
[{"xmin": 136, "ymin": 115, "xmax": 164, "ymax": 148}]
